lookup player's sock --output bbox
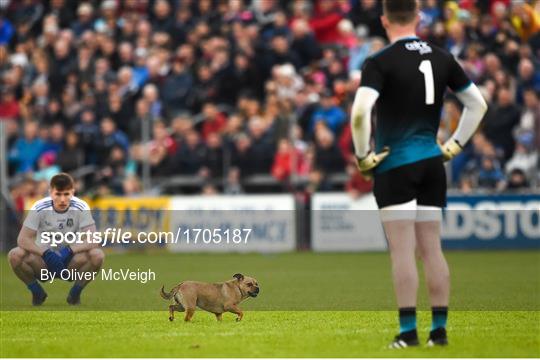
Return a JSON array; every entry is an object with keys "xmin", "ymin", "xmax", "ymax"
[
  {"xmin": 431, "ymin": 306, "xmax": 448, "ymax": 330},
  {"xmin": 27, "ymin": 280, "xmax": 47, "ymax": 306},
  {"xmin": 427, "ymin": 307, "xmax": 449, "ymax": 346},
  {"xmin": 67, "ymin": 284, "xmax": 84, "ymax": 305},
  {"xmin": 389, "ymin": 308, "xmax": 419, "ymax": 348},
  {"xmin": 399, "ymin": 307, "xmax": 417, "ymax": 334}
]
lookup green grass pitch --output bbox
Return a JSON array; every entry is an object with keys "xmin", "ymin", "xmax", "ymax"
[{"xmin": 1, "ymin": 251, "xmax": 539, "ymax": 357}]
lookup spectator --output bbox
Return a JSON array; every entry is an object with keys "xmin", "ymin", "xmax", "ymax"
[
  {"xmin": 347, "ymin": 27, "xmax": 372, "ymax": 73},
  {"xmin": 122, "ymin": 175, "xmax": 142, "ymax": 196},
  {"xmin": 142, "ymin": 83, "xmax": 162, "ymax": 119},
  {"xmin": 107, "ymin": 92, "xmax": 134, "ymax": 135},
  {"xmin": 458, "ymin": 173, "xmax": 475, "ymax": 194},
  {"xmin": 150, "ymin": 121, "xmax": 177, "ymax": 156},
  {"xmin": 262, "ymin": 34, "xmax": 301, "ymax": 79},
  {"xmin": 132, "ymin": 48, "xmax": 150, "ymax": 88},
  {"xmin": 0, "ymin": 17, "xmax": 14, "ymax": 45},
  {"xmin": 309, "ymin": 90, "xmax": 347, "ymax": 135},
  {"xmin": 309, "ymin": 0, "xmax": 344, "ymax": 44},
  {"xmin": 350, "ymin": 0, "xmax": 384, "ymax": 38},
  {"xmin": 74, "ymin": 108, "xmax": 99, "ymax": 164},
  {"xmin": 161, "ymin": 56, "xmax": 193, "ymax": 116},
  {"xmin": 483, "ymin": 87, "xmax": 521, "ymax": 160},
  {"xmin": 129, "ymin": 99, "xmax": 152, "ymax": 143},
  {"xmin": 247, "ymin": 117, "xmax": 275, "ymax": 174},
  {"xmin": 291, "ymin": 19, "xmax": 322, "ymax": 68},
  {"xmin": 43, "ymin": 98, "xmax": 67, "ymax": 125},
  {"xmin": 272, "ymin": 138, "xmax": 304, "ymax": 181},
  {"xmin": 506, "ymin": 168, "xmax": 530, "ymax": 190},
  {"xmin": 231, "ymin": 133, "xmax": 255, "ymax": 176},
  {"xmin": 71, "ymin": 3, "xmax": 95, "ymax": 37},
  {"xmin": 190, "ymin": 63, "xmax": 218, "ymax": 113},
  {"xmin": 224, "ymin": 167, "xmax": 244, "ymax": 195},
  {"xmin": 505, "ymin": 131, "xmax": 538, "ymax": 182},
  {"xmin": 46, "ymin": 0, "xmax": 74, "ymax": 30},
  {"xmin": 56, "ymin": 130, "xmax": 85, "ymax": 173},
  {"xmin": 43, "ymin": 122, "xmax": 64, "ymax": 154},
  {"xmin": 49, "ymin": 39, "xmax": 76, "ymax": 97},
  {"xmin": 201, "ymin": 102, "xmax": 227, "ymax": 141},
  {"xmin": 152, "ymin": 0, "xmax": 174, "ymax": 35},
  {"xmin": 510, "ymin": 2, "xmax": 540, "ymax": 42},
  {"xmin": 313, "ymin": 124, "xmax": 344, "ymax": 174},
  {"xmin": 33, "ymin": 151, "xmax": 60, "ymax": 182},
  {"xmin": 8, "ymin": 121, "xmax": 44, "ymax": 173},
  {"xmin": 477, "ymin": 155, "xmax": 506, "ymax": 191},
  {"xmin": 305, "ymin": 168, "xmax": 332, "ymax": 193},
  {"xmin": 174, "ymin": 130, "xmax": 206, "ymax": 175},
  {"xmin": 0, "ymin": 87, "xmax": 20, "ymax": 120},
  {"xmin": 95, "ymin": 116, "xmax": 129, "ymax": 165},
  {"xmin": 520, "ymin": 89, "xmax": 540, "ymax": 149},
  {"xmin": 201, "ymin": 183, "xmax": 219, "ymax": 195},
  {"xmin": 231, "ymin": 52, "xmax": 262, "ymax": 102},
  {"xmin": 516, "ymin": 58, "xmax": 540, "ymax": 104},
  {"xmin": 204, "ymin": 132, "xmax": 224, "ymax": 178},
  {"xmin": 97, "ymin": 145, "xmax": 128, "ymax": 192}
]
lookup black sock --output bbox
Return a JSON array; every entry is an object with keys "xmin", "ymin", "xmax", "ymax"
[
  {"xmin": 431, "ymin": 306, "xmax": 448, "ymax": 331},
  {"xmin": 399, "ymin": 307, "xmax": 417, "ymax": 334}
]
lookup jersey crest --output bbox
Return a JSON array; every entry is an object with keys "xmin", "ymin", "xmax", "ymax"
[{"xmin": 405, "ymin": 40, "xmax": 432, "ymax": 55}]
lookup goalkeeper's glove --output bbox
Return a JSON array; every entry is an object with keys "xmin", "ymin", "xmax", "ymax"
[
  {"xmin": 42, "ymin": 249, "xmax": 66, "ymax": 274},
  {"xmin": 439, "ymin": 138, "xmax": 463, "ymax": 162},
  {"xmin": 57, "ymin": 246, "xmax": 74, "ymax": 267},
  {"xmin": 355, "ymin": 147, "xmax": 390, "ymax": 178}
]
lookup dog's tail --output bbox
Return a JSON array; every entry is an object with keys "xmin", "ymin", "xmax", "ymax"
[{"xmin": 160, "ymin": 285, "xmax": 174, "ymax": 300}]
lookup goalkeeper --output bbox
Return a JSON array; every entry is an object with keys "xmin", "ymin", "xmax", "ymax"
[{"xmin": 350, "ymin": 0, "xmax": 487, "ymax": 348}]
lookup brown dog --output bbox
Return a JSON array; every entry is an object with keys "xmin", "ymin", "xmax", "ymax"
[{"xmin": 160, "ymin": 273, "xmax": 260, "ymax": 322}]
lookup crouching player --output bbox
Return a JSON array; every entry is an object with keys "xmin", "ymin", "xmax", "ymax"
[{"xmin": 8, "ymin": 173, "xmax": 104, "ymax": 305}]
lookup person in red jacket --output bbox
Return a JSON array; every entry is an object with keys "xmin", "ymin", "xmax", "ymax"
[
  {"xmin": 0, "ymin": 87, "xmax": 20, "ymax": 119},
  {"xmin": 201, "ymin": 102, "xmax": 227, "ymax": 141},
  {"xmin": 309, "ymin": 0, "xmax": 346, "ymax": 44},
  {"xmin": 271, "ymin": 138, "xmax": 306, "ymax": 181}
]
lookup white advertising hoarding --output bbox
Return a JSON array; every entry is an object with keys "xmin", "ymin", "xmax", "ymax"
[
  {"xmin": 168, "ymin": 195, "xmax": 296, "ymax": 252},
  {"xmin": 311, "ymin": 193, "xmax": 387, "ymax": 251}
]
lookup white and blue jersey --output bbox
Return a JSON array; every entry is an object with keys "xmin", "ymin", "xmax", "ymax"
[{"xmin": 23, "ymin": 196, "xmax": 95, "ymax": 248}]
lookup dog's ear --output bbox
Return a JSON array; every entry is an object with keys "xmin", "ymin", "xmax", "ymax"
[{"xmin": 233, "ymin": 273, "xmax": 244, "ymax": 281}]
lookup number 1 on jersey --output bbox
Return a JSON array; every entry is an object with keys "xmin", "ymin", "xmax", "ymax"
[{"xmin": 419, "ymin": 60, "xmax": 434, "ymax": 105}]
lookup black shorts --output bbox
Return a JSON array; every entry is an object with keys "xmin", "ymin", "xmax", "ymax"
[{"xmin": 373, "ymin": 156, "xmax": 446, "ymax": 209}]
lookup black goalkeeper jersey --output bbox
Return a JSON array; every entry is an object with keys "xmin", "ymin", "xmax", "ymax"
[{"xmin": 360, "ymin": 36, "xmax": 472, "ymax": 173}]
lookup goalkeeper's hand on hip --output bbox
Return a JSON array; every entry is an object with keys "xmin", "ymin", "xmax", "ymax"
[
  {"xmin": 355, "ymin": 147, "xmax": 390, "ymax": 179},
  {"xmin": 439, "ymin": 138, "xmax": 463, "ymax": 162}
]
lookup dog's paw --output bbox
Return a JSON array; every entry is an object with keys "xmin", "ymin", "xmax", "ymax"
[{"xmin": 236, "ymin": 317, "xmax": 241, "ymax": 322}]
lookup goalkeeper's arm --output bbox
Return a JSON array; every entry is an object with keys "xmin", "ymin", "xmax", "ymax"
[
  {"xmin": 350, "ymin": 87, "xmax": 379, "ymax": 159},
  {"xmin": 350, "ymin": 87, "xmax": 389, "ymax": 175},
  {"xmin": 441, "ymin": 83, "xmax": 488, "ymax": 161}
]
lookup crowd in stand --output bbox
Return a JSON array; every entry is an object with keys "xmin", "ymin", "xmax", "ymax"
[{"xmin": 1, "ymin": 0, "xmax": 539, "ymax": 207}]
